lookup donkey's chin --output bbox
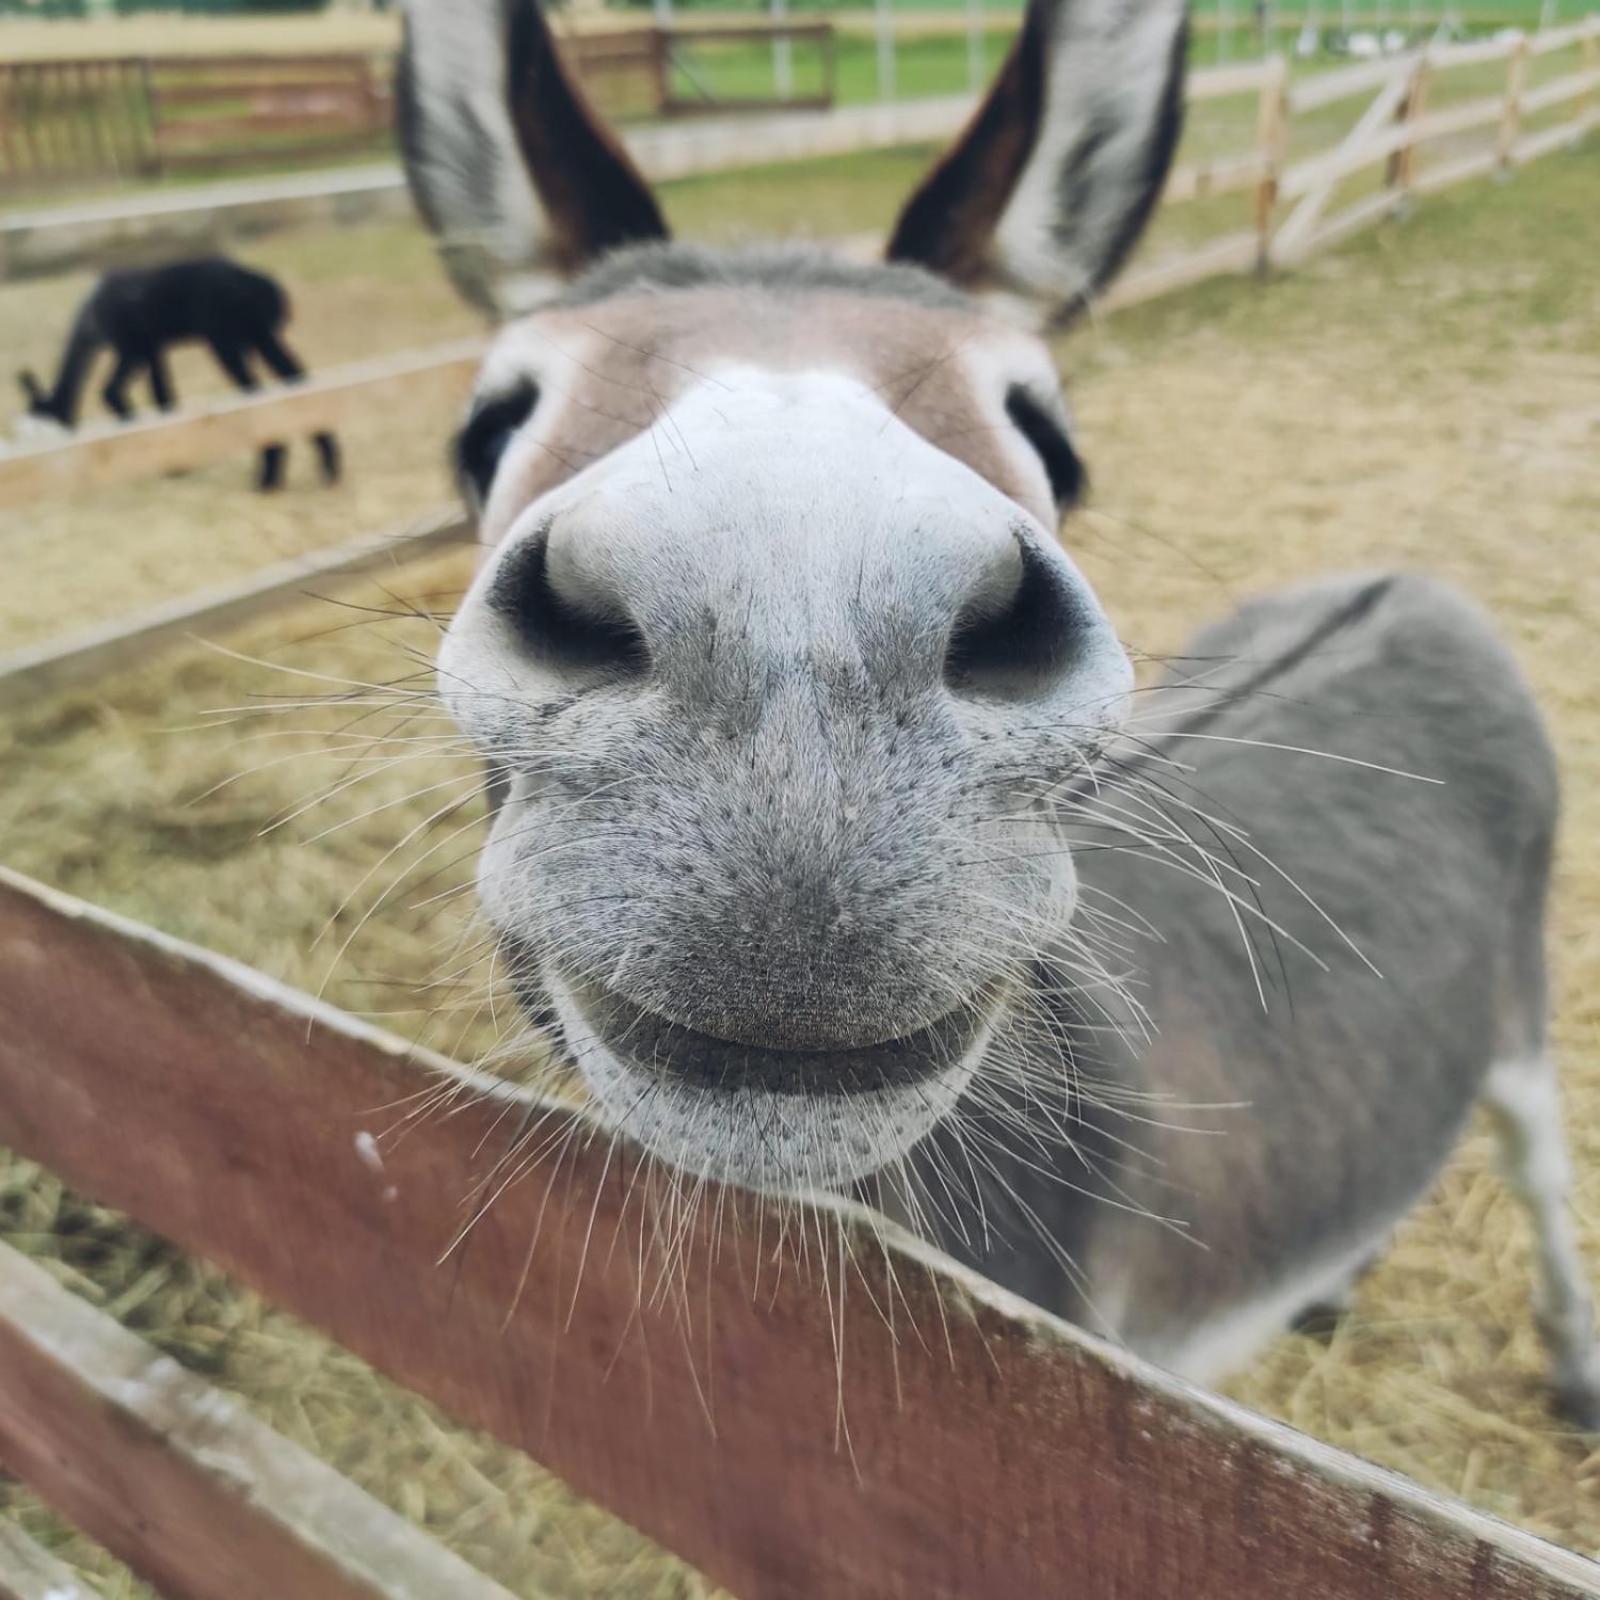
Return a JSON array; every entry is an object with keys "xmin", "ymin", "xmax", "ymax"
[{"xmin": 547, "ymin": 973, "xmax": 998, "ymax": 1194}]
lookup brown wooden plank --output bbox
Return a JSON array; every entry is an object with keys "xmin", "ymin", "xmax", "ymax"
[
  {"xmin": 153, "ymin": 81, "xmax": 371, "ymax": 107},
  {"xmin": 1, "ymin": 870, "xmax": 1598, "ymax": 1600},
  {"xmin": 0, "ymin": 1519, "xmax": 98, "ymax": 1600},
  {"xmin": 146, "ymin": 52, "xmax": 383, "ymax": 77},
  {"xmin": 0, "ymin": 340, "xmax": 483, "ymax": 508},
  {"xmin": 0, "ymin": 1241, "xmax": 519, "ymax": 1600},
  {"xmin": 155, "ymin": 109, "xmax": 373, "ymax": 147},
  {"xmin": 153, "ymin": 138, "xmax": 385, "ymax": 177}
]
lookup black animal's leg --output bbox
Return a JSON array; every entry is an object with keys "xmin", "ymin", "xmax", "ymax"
[
  {"xmin": 312, "ymin": 430, "xmax": 342, "ymax": 485},
  {"xmin": 145, "ymin": 351, "xmax": 188, "ymax": 478},
  {"xmin": 147, "ymin": 350, "xmax": 177, "ymax": 413},
  {"xmin": 101, "ymin": 352, "xmax": 143, "ymax": 422},
  {"xmin": 256, "ymin": 332, "xmax": 340, "ymax": 486},
  {"xmin": 210, "ymin": 338, "xmax": 283, "ymax": 491}
]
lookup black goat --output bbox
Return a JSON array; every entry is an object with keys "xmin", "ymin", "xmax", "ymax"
[{"xmin": 16, "ymin": 255, "xmax": 340, "ymax": 491}]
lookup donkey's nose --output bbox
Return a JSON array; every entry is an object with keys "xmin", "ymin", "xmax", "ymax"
[
  {"xmin": 942, "ymin": 528, "xmax": 1129, "ymax": 715},
  {"xmin": 485, "ymin": 518, "xmax": 650, "ymax": 682}
]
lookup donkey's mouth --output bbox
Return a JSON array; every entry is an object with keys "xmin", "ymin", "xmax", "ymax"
[
  {"xmin": 543, "ymin": 973, "xmax": 1002, "ymax": 1191},
  {"xmin": 567, "ymin": 977, "xmax": 996, "ymax": 1098}
]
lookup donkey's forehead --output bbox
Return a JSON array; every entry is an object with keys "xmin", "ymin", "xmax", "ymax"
[{"xmin": 474, "ymin": 282, "xmax": 1066, "ymax": 540}]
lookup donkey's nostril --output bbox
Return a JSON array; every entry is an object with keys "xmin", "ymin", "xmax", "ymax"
[
  {"xmin": 488, "ymin": 525, "xmax": 649, "ymax": 678},
  {"xmin": 945, "ymin": 533, "xmax": 1086, "ymax": 702}
]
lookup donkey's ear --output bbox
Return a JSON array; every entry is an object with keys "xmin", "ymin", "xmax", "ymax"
[
  {"xmin": 888, "ymin": 0, "xmax": 1188, "ymax": 323},
  {"xmin": 17, "ymin": 370, "xmax": 43, "ymax": 408},
  {"xmin": 397, "ymin": 0, "xmax": 668, "ymax": 316}
]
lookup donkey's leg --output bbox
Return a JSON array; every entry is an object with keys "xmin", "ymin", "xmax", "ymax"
[
  {"xmin": 1290, "ymin": 1248, "xmax": 1384, "ymax": 1340},
  {"xmin": 255, "ymin": 332, "xmax": 340, "ymax": 485},
  {"xmin": 209, "ymin": 339, "xmax": 283, "ymax": 491},
  {"xmin": 1483, "ymin": 1055, "xmax": 1600, "ymax": 1428}
]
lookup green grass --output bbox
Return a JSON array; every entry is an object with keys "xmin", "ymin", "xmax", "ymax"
[
  {"xmin": 662, "ymin": 27, "xmax": 1012, "ymax": 109},
  {"xmin": 660, "ymin": 141, "xmax": 939, "ymax": 237}
]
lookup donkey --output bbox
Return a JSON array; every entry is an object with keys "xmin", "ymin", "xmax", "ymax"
[
  {"xmin": 16, "ymin": 255, "xmax": 340, "ymax": 492},
  {"xmin": 397, "ymin": 0, "xmax": 1599, "ymax": 1421}
]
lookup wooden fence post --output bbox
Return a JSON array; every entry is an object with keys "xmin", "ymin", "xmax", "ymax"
[
  {"xmin": 650, "ymin": 27, "xmax": 671, "ymax": 118},
  {"xmin": 1393, "ymin": 55, "xmax": 1431, "ymax": 197},
  {"xmin": 139, "ymin": 55, "xmax": 168, "ymax": 179},
  {"xmin": 1499, "ymin": 31, "xmax": 1529, "ymax": 170},
  {"xmin": 1253, "ymin": 54, "xmax": 1290, "ymax": 272}
]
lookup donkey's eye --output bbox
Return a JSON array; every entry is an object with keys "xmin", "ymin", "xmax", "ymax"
[
  {"xmin": 455, "ymin": 381, "xmax": 539, "ymax": 504},
  {"xmin": 1005, "ymin": 386, "xmax": 1086, "ymax": 510}
]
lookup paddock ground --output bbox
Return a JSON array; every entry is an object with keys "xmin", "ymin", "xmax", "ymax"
[{"xmin": 1, "ymin": 145, "xmax": 1598, "ymax": 1594}]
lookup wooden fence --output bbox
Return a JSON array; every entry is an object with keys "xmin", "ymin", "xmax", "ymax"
[
  {"xmin": 0, "ymin": 25, "xmax": 838, "ymax": 193},
  {"xmin": 0, "ymin": 53, "xmax": 392, "ymax": 189},
  {"xmin": 0, "ymin": 336, "xmax": 483, "ymax": 510},
  {"xmin": 2, "ymin": 866, "xmax": 1600, "ymax": 1599},
  {"xmin": 571, "ymin": 22, "xmax": 837, "ymax": 120},
  {"xmin": 0, "ymin": 56, "xmax": 154, "ymax": 187},
  {"xmin": 1109, "ymin": 15, "xmax": 1600, "ymax": 306}
]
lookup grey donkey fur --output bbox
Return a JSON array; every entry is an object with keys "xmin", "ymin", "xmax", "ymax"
[
  {"xmin": 889, "ymin": 572, "xmax": 1599, "ymax": 1414},
  {"xmin": 396, "ymin": 0, "xmax": 1599, "ymax": 1420}
]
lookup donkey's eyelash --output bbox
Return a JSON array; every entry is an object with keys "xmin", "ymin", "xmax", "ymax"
[
  {"xmin": 1005, "ymin": 386, "xmax": 1087, "ymax": 510},
  {"xmin": 455, "ymin": 380, "xmax": 539, "ymax": 504}
]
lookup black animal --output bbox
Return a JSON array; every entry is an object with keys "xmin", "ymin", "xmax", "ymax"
[{"xmin": 16, "ymin": 256, "xmax": 340, "ymax": 491}]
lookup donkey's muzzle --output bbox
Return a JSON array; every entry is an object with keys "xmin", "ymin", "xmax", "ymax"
[{"xmin": 570, "ymin": 978, "xmax": 995, "ymax": 1098}]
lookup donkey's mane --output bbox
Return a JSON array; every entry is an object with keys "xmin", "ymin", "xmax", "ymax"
[{"xmin": 555, "ymin": 242, "xmax": 977, "ymax": 313}]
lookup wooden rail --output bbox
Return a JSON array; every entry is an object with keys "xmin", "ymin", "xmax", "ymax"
[
  {"xmin": 569, "ymin": 21, "xmax": 837, "ymax": 119},
  {"xmin": 1144, "ymin": 16, "xmax": 1600, "ymax": 299},
  {"xmin": 0, "ymin": 868, "xmax": 1598, "ymax": 1599},
  {"xmin": 0, "ymin": 338, "xmax": 484, "ymax": 510},
  {"xmin": 0, "ymin": 506, "xmax": 469, "ymax": 709},
  {"xmin": 0, "ymin": 1240, "xmax": 519, "ymax": 1600}
]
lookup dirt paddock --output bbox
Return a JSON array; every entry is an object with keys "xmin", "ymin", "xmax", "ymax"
[{"xmin": 1, "ymin": 145, "xmax": 1598, "ymax": 1594}]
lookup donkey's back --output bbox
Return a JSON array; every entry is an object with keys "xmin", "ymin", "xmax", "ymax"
[{"xmin": 915, "ymin": 573, "xmax": 1597, "ymax": 1420}]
